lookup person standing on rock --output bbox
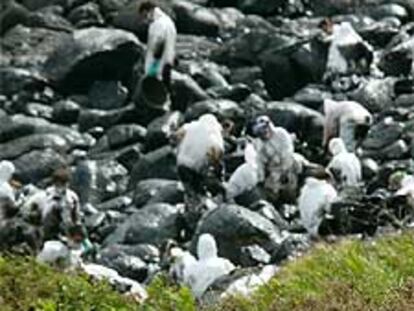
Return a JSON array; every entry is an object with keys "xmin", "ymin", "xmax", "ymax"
[
  {"xmin": 323, "ymin": 98, "xmax": 372, "ymax": 153},
  {"xmin": 138, "ymin": 0, "xmax": 177, "ymax": 91},
  {"xmin": 174, "ymin": 114, "xmax": 225, "ymax": 237},
  {"xmin": 298, "ymin": 175, "xmax": 338, "ymax": 238}
]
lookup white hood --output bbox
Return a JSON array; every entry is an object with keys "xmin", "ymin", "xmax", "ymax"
[
  {"xmin": 0, "ymin": 161, "xmax": 14, "ymax": 182},
  {"xmin": 329, "ymin": 137, "xmax": 347, "ymax": 156},
  {"xmin": 197, "ymin": 233, "xmax": 218, "ymax": 260}
]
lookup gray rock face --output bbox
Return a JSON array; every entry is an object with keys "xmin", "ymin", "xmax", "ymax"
[
  {"xmin": 184, "ymin": 99, "xmax": 244, "ymax": 123},
  {"xmin": 87, "ymin": 80, "xmax": 128, "ymax": 110},
  {"xmin": 362, "ymin": 118, "xmax": 404, "ymax": 150},
  {"xmin": 145, "ymin": 111, "xmax": 183, "ymax": 151},
  {"xmin": 43, "ymin": 27, "xmax": 144, "ymax": 92},
  {"xmin": 0, "ymin": 114, "xmax": 94, "ymax": 149},
  {"xmin": 129, "ymin": 146, "xmax": 178, "ymax": 188},
  {"xmin": 191, "ymin": 204, "xmax": 284, "ymax": 266},
  {"xmin": 0, "ymin": 133, "xmax": 67, "ymax": 160},
  {"xmin": 1, "ymin": 25, "xmax": 69, "ymax": 69},
  {"xmin": 133, "ymin": 179, "xmax": 184, "ymax": 208},
  {"xmin": 263, "ymin": 101, "xmax": 324, "ymax": 146},
  {"xmin": 104, "ymin": 203, "xmax": 181, "ymax": 246},
  {"xmin": 13, "ymin": 148, "xmax": 67, "ymax": 184}
]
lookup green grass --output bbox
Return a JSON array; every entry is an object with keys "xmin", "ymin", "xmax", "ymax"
[
  {"xmin": 211, "ymin": 231, "xmax": 414, "ymax": 311},
  {"xmin": 2, "ymin": 232, "xmax": 414, "ymax": 310}
]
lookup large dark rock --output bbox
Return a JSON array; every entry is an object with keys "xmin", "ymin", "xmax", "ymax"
[
  {"xmin": 27, "ymin": 9, "xmax": 73, "ymax": 32},
  {"xmin": 145, "ymin": 111, "xmax": 183, "ymax": 151},
  {"xmin": 1, "ymin": 25, "xmax": 69, "ymax": 69},
  {"xmin": 87, "ymin": 80, "xmax": 128, "ymax": 110},
  {"xmin": 85, "ymin": 159, "xmax": 129, "ymax": 205},
  {"xmin": 191, "ymin": 204, "xmax": 284, "ymax": 266},
  {"xmin": 67, "ymin": 2, "xmax": 105, "ymax": 28},
  {"xmin": 92, "ymin": 124, "xmax": 147, "ymax": 153},
  {"xmin": 207, "ymin": 83, "xmax": 251, "ymax": 103},
  {"xmin": 0, "ymin": 134, "xmax": 67, "ymax": 160},
  {"xmin": 0, "ymin": 218, "xmax": 42, "ymax": 254},
  {"xmin": 0, "ymin": 68, "xmax": 47, "ymax": 97},
  {"xmin": 97, "ymin": 245, "xmax": 149, "ymax": 282},
  {"xmin": 362, "ymin": 118, "xmax": 404, "ymax": 150},
  {"xmin": 43, "ymin": 27, "xmax": 144, "ymax": 93},
  {"xmin": 379, "ymin": 36, "xmax": 414, "ymax": 77},
  {"xmin": 0, "ymin": 114, "xmax": 93, "ymax": 148},
  {"xmin": 20, "ymin": 0, "xmax": 65, "ymax": 11},
  {"xmin": 176, "ymin": 34, "xmax": 221, "ymax": 61},
  {"xmin": 212, "ymin": 30, "xmax": 328, "ymax": 99},
  {"xmin": 262, "ymin": 101, "xmax": 324, "ymax": 146},
  {"xmin": 170, "ymin": 71, "xmax": 211, "ymax": 112},
  {"xmin": 349, "ymin": 78, "xmax": 396, "ymax": 112},
  {"xmin": 129, "ymin": 146, "xmax": 178, "ymax": 188},
  {"xmin": 133, "ymin": 179, "xmax": 184, "ymax": 208},
  {"xmin": 172, "ymin": 1, "xmax": 244, "ymax": 37},
  {"xmin": 13, "ymin": 148, "xmax": 67, "ymax": 184},
  {"xmin": 104, "ymin": 203, "xmax": 181, "ymax": 246},
  {"xmin": 0, "ymin": 0, "xmax": 30, "ymax": 36},
  {"xmin": 52, "ymin": 99, "xmax": 81, "ymax": 125},
  {"xmin": 78, "ymin": 104, "xmax": 137, "ymax": 132},
  {"xmin": 184, "ymin": 99, "xmax": 244, "ymax": 124}
]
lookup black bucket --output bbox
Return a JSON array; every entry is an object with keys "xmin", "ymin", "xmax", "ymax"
[{"xmin": 138, "ymin": 76, "xmax": 169, "ymax": 110}]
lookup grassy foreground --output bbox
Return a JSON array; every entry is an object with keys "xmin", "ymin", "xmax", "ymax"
[{"xmin": 2, "ymin": 231, "xmax": 414, "ymax": 310}]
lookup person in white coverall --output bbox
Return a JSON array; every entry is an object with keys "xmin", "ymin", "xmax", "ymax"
[
  {"xmin": 227, "ymin": 116, "xmax": 307, "ymax": 204},
  {"xmin": 327, "ymin": 137, "xmax": 362, "ymax": 188},
  {"xmin": 0, "ymin": 160, "xmax": 16, "ymax": 206},
  {"xmin": 184, "ymin": 233, "xmax": 235, "ymax": 299},
  {"xmin": 298, "ymin": 176, "xmax": 338, "ymax": 237},
  {"xmin": 323, "ymin": 98, "xmax": 372, "ymax": 152},
  {"xmin": 175, "ymin": 114, "xmax": 225, "ymax": 236},
  {"xmin": 138, "ymin": 1, "xmax": 177, "ymax": 91}
]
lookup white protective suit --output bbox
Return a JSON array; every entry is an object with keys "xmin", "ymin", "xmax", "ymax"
[
  {"xmin": 185, "ymin": 233, "xmax": 235, "ymax": 298},
  {"xmin": 0, "ymin": 160, "xmax": 15, "ymax": 204},
  {"xmin": 169, "ymin": 247, "xmax": 197, "ymax": 283},
  {"xmin": 145, "ymin": 7, "xmax": 177, "ymax": 79},
  {"xmin": 323, "ymin": 98, "xmax": 372, "ymax": 151},
  {"xmin": 226, "ymin": 142, "xmax": 259, "ymax": 200},
  {"xmin": 177, "ymin": 114, "xmax": 224, "ymax": 172},
  {"xmin": 396, "ymin": 175, "xmax": 414, "ymax": 208},
  {"xmin": 227, "ymin": 122, "xmax": 303, "ymax": 203},
  {"xmin": 298, "ymin": 177, "xmax": 338, "ymax": 236},
  {"xmin": 327, "ymin": 137, "xmax": 362, "ymax": 187}
]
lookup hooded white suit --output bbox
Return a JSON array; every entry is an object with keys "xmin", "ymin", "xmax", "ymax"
[
  {"xmin": 0, "ymin": 161, "xmax": 15, "ymax": 204},
  {"xmin": 177, "ymin": 114, "xmax": 224, "ymax": 172},
  {"xmin": 323, "ymin": 99, "xmax": 372, "ymax": 152},
  {"xmin": 185, "ymin": 233, "xmax": 235, "ymax": 298},
  {"xmin": 327, "ymin": 138, "xmax": 362, "ymax": 187},
  {"xmin": 298, "ymin": 177, "xmax": 338, "ymax": 236},
  {"xmin": 145, "ymin": 7, "xmax": 177, "ymax": 80}
]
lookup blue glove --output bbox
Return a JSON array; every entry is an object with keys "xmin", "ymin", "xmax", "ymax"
[{"xmin": 147, "ymin": 60, "xmax": 161, "ymax": 77}]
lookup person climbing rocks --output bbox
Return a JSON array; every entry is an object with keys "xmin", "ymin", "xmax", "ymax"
[
  {"xmin": 0, "ymin": 160, "xmax": 17, "ymax": 207},
  {"xmin": 138, "ymin": 0, "xmax": 177, "ymax": 91},
  {"xmin": 174, "ymin": 114, "xmax": 225, "ymax": 238},
  {"xmin": 323, "ymin": 98, "xmax": 373, "ymax": 152},
  {"xmin": 184, "ymin": 233, "xmax": 235, "ymax": 299},
  {"xmin": 298, "ymin": 175, "xmax": 338, "ymax": 238},
  {"xmin": 327, "ymin": 137, "xmax": 362, "ymax": 188}
]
